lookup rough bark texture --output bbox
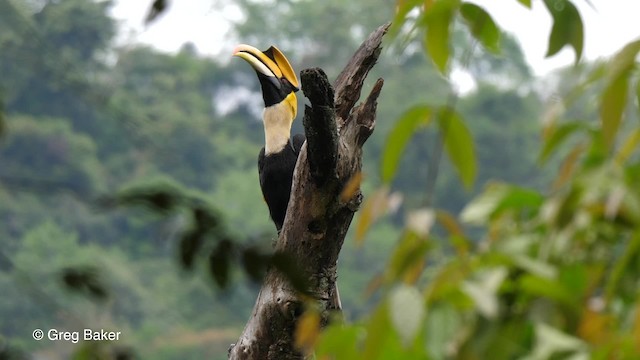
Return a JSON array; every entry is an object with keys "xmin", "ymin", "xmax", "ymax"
[{"xmin": 228, "ymin": 23, "xmax": 389, "ymax": 360}]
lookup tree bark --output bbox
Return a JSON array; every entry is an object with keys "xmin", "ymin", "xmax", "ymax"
[{"xmin": 228, "ymin": 23, "xmax": 389, "ymax": 360}]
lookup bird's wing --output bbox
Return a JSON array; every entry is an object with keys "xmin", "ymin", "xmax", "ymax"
[{"xmin": 258, "ymin": 147, "xmax": 267, "ymax": 201}]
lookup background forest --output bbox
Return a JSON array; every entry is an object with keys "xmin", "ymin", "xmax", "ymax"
[{"xmin": 1, "ymin": 0, "xmax": 638, "ymax": 359}]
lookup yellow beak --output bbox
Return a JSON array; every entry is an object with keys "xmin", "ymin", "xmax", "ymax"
[{"xmin": 232, "ymin": 44, "xmax": 299, "ymax": 90}]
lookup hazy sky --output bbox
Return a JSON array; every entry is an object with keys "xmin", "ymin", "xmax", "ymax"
[{"xmin": 110, "ymin": 1, "xmax": 640, "ymax": 76}]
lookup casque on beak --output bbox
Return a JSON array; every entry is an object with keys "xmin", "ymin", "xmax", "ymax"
[{"xmin": 233, "ymin": 44, "xmax": 299, "ymax": 118}]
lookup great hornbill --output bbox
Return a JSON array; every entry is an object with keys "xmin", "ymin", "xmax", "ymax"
[{"xmin": 233, "ymin": 44, "xmax": 305, "ymax": 232}]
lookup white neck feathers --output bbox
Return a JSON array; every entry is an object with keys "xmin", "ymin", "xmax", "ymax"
[{"xmin": 263, "ymin": 103, "xmax": 293, "ymax": 155}]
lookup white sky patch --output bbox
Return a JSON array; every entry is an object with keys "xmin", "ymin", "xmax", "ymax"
[
  {"xmin": 450, "ymin": 67, "xmax": 476, "ymax": 94},
  {"xmin": 470, "ymin": 0, "xmax": 640, "ymax": 76},
  {"xmin": 109, "ymin": 1, "xmax": 241, "ymax": 59},
  {"xmin": 214, "ymin": 87, "xmax": 263, "ymax": 118}
]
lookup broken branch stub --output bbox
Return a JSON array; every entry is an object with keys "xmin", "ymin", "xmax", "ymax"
[{"xmin": 301, "ymin": 69, "xmax": 338, "ymax": 187}]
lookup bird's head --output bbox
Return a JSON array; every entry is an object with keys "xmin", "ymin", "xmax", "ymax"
[{"xmin": 233, "ymin": 44, "xmax": 299, "ymax": 120}]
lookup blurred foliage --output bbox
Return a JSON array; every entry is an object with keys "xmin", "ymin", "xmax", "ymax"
[
  {"xmin": 61, "ymin": 266, "xmax": 109, "ymax": 302},
  {"xmin": 312, "ymin": 0, "xmax": 640, "ymax": 359},
  {"xmin": 145, "ymin": 0, "xmax": 168, "ymax": 24},
  {"xmin": 3, "ymin": 0, "xmax": 637, "ymax": 358},
  {"xmin": 99, "ymin": 177, "xmax": 309, "ymax": 291},
  {"xmin": 0, "ymin": 95, "xmax": 5, "ymax": 139},
  {"xmin": 0, "ymin": 115, "xmax": 104, "ymax": 196}
]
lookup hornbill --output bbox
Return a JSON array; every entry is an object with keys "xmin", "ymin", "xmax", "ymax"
[
  {"xmin": 233, "ymin": 45, "xmax": 305, "ymax": 232},
  {"xmin": 233, "ymin": 45, "xmax": 343, "ymax": 311}
]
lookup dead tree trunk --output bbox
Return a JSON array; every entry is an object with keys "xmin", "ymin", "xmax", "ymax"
[{"xmin": 228, "ymin": 23, "xmax": 389, "ymax": 360}]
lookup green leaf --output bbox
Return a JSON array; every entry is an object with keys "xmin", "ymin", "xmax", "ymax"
[
  {"xmin": 461, "ymin": 182, "xmax": 543, "ymax": 224},
  {"xmin": 389, "ymin": 285, "xmax": 425, "ymax": 345},
  {"xmin": 516, "ymin": 0, "xmax": 531, "ymax": 8},
  {"xmin": 381, "ymin": 105, "xmax": 432, "ymax": 183},
  {"xmin": 241, "ymin": 246, "xmax": 271, "ymax": 282},
  {"xmin": 461, "ymin": 267, "xmax": 507, "ymax": 318},
  {"xmin": 519, "ymin": 274, "xmax": 576, "ymax": 307},
  {"xmin": 209, "ymin": 240, "xmax": 232, "ymax": 288},
  {"xmin": 600, "ymin": 72, "xmax": 629, "ymax": 149},
  {"xmin": 494, "ymin": 234, "xmax": 537, "ymax": 255},
  {"xmin": 437, "ymin": 107, "xmax": 476, "ymax": 189},
  {"xmin": 600, "ymin": 39, "xmax": 640, "ymax": 149},
  {"xmin": 539, "ymin": 121, "xmax": 589, "ymax": 164},
  {"xmin": 513, "ymin": 256, "xmax": 557, "ymax": 279},
  {"xmin": 316, "ymin": 324, "xmax": 361, "ymax": 360},
  {"xmin": 60, "ymin": 266, "xmax": 109, "ymax": 301},
  {"xmin": 355, "ymin": 187, "xmax": 390, "ymax": 243},
  {"xmin": 145, "ymin": 0, "xmax": 168, "ymax": 25},
  {"xmin": 461, "ymin": 185, "xmax": 509, "ymax": 224},
  {"xmin": 294, "ymin": 310, "xmax": 321, "ymax": 351},
  {"xmin": 604, "ymin": 231, "xmax": 640, "ymax": 303},
  {"xmin": 606, "ymin": 39, "xmax": 640, "ymax": 81},
  {"xmin": 543, "ymin": 0, "xmax": 584, "ymax": 63},
  {"xmin": 423, "ymin": 0, "xmax": 459, "ymax": 74},
  {"xmin": 558, "ymin": 264, "xmax": 589, "ymax": 298},
  {"xmin": 389, "ymin": 0, "xmax": 423, "ymax": 38},
  {"xmin": 387, "ymin": 231, "xmax": 430, "ymax": 284},
  {"xmin": 460, "ymin": 3, "xmax": 501, "ymax": 54},
  {"xmin": 563, "ymin": 62, "xmax": 607, "ymax": 106},
  {"xmin": 615, "ymin": 128, "xmax": 640, "ymax": 164},
  {"xmin": 425, "ymin": 303, "xmax": 461, "ymax": 359},
  {"xmin": 637, "ymin": 77, "xmax": 640, "ymax": 113},
  {"xmin": 552, "ymin": 142, "xmax": 585, "ymax": 190},
  {"xmin": 363, "ymin": 301, "xmax": 392, "ymax": 359},
  {"xmin": 530, "ymin": 323, "xmax": 587, "ymax": 359},
  {"xmin": 490, "ymin": 185, "xmax": 544, "ymax": 214}
]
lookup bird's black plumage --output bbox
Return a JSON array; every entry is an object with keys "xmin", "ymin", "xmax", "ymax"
[
  {"xmin": 233, "ymin": 44, "xmax": 302, "ymax": 231},
  {"xmin": 258, "ymin": 133, "xmax": 305, "ymax": 231}
]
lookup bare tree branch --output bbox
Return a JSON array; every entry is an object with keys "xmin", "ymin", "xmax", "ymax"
[
  {"xmin": 334, "ymin": 23, "xmax": 389, "ymax": 123},
  {"xmin": 228, "ymin": 23, "xmax": 388, "ymax": 360},
  {"xmin": 301, "ymin": 69, "xmax": 337, "ymax": 186}
]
